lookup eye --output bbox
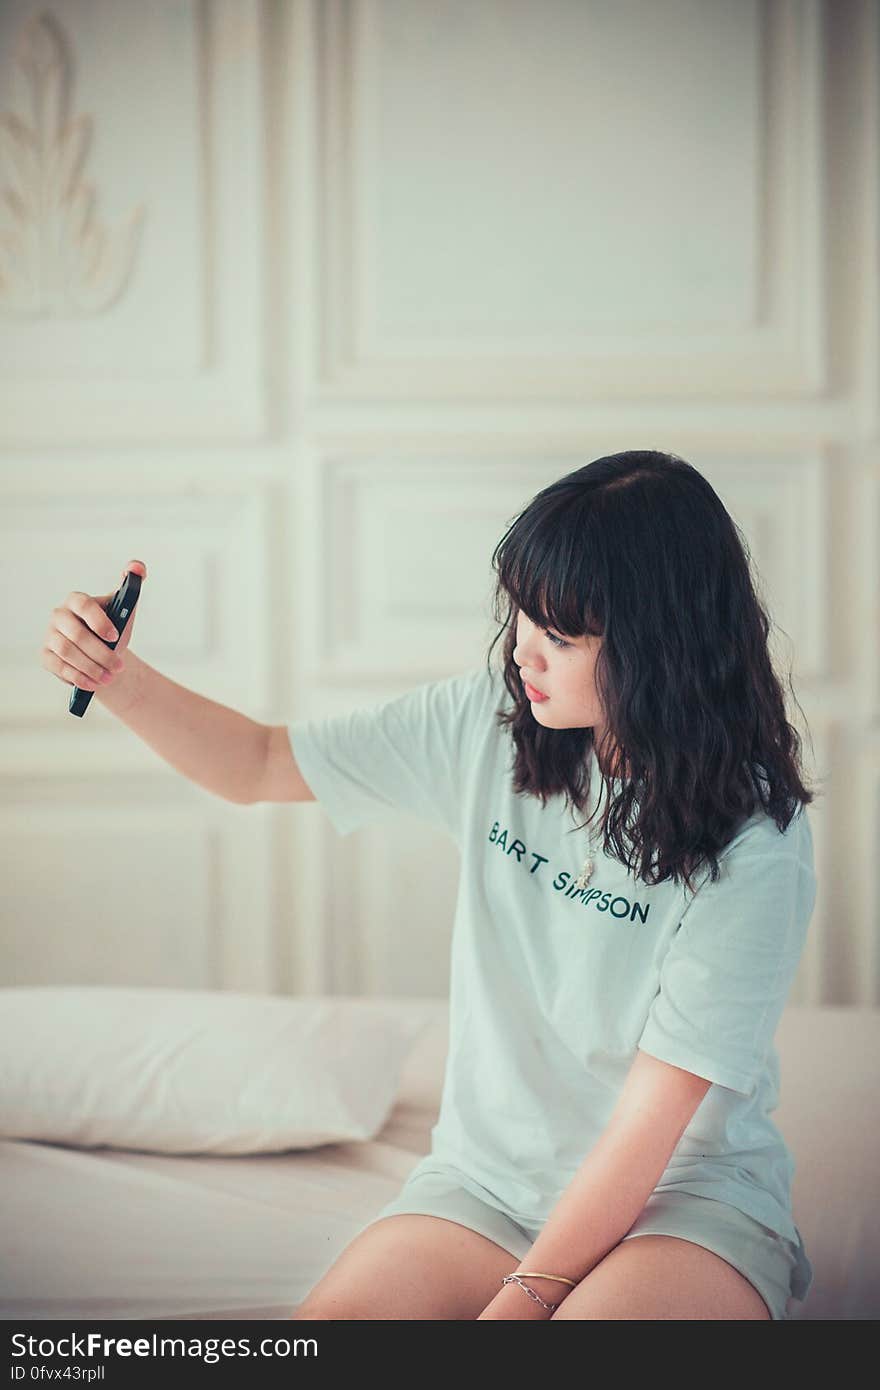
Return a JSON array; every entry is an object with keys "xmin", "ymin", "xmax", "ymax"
[{"xmin": 544, "ymin": 629, "xmax": 569, "ymax": 649}]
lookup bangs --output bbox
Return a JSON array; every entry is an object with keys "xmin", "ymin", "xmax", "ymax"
[{"xmin": 493, "ymin": 511, "xmax": 604, "ymax": 639}]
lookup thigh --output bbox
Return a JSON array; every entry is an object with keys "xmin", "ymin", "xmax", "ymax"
[
  {"xmin": 292, "ymin": 1212, "xmax": 519, "ymax": 1320},
  {"xmin": 550, "ymin": 1191, "xmax": 794, "ymax": 1321},
  {"xmin": 550, "ymin": 1232, "xmax": 771, "ymax": 1320}
]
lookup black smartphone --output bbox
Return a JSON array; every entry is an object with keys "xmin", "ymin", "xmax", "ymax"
[{"xmin": 69, "ymin": 571, "xmax": 143, "ymax": 718}]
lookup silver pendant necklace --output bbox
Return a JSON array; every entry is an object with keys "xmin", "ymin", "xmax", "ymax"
[
  {"xmin": 572, "ymin": 820, "xmax": 602, "ymax": 891},
  {"xmin": 572, "ymin": 750, "xmax": 610, "ymax": 891}
]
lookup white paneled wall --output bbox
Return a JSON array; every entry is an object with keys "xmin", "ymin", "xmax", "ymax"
[
  {"xmin": 2, "ymin": 0, "xmax": 878, "ymax": 1005},
  {"xmin": 0, "ymin": 0, "xmax": 265, "ymax": 439}
]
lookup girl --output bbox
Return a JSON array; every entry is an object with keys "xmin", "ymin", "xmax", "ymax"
[{"xmin": 288, "ymin": 449, "xmax": 819, "ymax": 1320}]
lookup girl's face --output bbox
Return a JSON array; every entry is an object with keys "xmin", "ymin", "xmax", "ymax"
[{"xmin": 512, "ymin": 609, "xmax": 606, "ymax": 737}]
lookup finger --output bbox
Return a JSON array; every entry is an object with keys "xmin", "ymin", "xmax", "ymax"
[
  {"xmin": 42, "ymin": 648, "xmax": 107, "ymax": 691},
  {"xmin": 64, "ymin": 591, "xmax": 120, "ymax": 644},
  {"xmin": 45, "ymin": 627, "xmax": 122, "ymax": 685},
  {"xmin": 51, "ymin": 601, "xmax": 123, "ymax": 682}
]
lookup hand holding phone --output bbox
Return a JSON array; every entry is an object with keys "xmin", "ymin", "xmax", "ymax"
[{"xmin": 39, "ymin": 561, "xmax": 147, "ymax": 718}]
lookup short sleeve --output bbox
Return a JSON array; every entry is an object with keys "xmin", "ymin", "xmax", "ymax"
[
  {"xmin": 637, "ymin": 811, "xmax": 817, "ymax": 1098},
  {"xmin": 287, "ymin": 666, "xmax": 492, "ymax": 842}
]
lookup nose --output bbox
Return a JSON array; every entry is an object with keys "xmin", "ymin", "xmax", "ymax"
[{"xmin": 513, "ymin": 633, "xmax": 546, "ymax": 674}]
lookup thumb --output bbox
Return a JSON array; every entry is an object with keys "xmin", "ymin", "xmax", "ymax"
[
  {"xmin": 99, "ymin": 561, "xmax": 147, "ymax": 602},
  {"xmin": 102, "ymin": 561, "xmax": 146, "ymax": 607}
]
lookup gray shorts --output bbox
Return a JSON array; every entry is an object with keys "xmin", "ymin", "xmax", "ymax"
[{"xmin": 365, "ymin": 1165, "xmax": 813, "ymax": 1321}]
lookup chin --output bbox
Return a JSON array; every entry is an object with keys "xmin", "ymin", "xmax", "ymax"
[{"xmin": 532, "ymin": 708, "xmax": 577, "ymax": 730}]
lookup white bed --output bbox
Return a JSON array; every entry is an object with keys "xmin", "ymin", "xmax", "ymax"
[
  {"xmin": 2, "ymin": 998, "xmax": 877, "ymax": 1320},
  {"xmin": 1, "ymin": 996, "xmax": 448, "ymax": 1321}
]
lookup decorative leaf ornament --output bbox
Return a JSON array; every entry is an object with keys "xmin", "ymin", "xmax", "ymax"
[{"xmin": 0, "ymin": 10, "xmax": 145, "ymax": 316}]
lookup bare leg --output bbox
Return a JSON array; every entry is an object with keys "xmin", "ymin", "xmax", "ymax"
[{"xmin": 292, "ymin": 1213, "xmax": 518, "ymax": 1320}]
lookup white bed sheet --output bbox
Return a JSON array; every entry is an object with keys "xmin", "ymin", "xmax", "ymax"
[{"xmin": 1, "ymin": 998, "xmax": 449, "ymax": 1321}]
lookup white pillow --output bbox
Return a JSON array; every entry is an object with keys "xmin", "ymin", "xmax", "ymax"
[{"xmin": 0, "ymin": 986, "xmax": 432, "ymax": 1156}]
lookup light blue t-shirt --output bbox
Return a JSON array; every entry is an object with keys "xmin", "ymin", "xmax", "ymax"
[{"xmin": 289, "ymin": 663, "xmax": 815, "ymax": 1296}]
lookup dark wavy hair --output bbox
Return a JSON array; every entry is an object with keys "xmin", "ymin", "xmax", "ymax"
[{"xmin": 484, "ymin": 450, "xmax": 820, "ymax": 896}]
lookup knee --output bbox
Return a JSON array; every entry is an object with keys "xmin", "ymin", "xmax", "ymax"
[
  {"xmin": 292, "ymin": 1298, "xmax": 363, "ymax": 1320},
  {"xmin": 292, "ymin": 1302, "xmax": 333, "ymax": 1320}
]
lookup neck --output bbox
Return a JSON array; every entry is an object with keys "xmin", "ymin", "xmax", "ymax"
[{"xmin": 593, "ymin": 736, "xmax": 628, "ymax": 781}]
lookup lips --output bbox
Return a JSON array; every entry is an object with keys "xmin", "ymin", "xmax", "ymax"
[{"xmin": 522, "ymin": 678, "xmax": 547, "ymax": 698}]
